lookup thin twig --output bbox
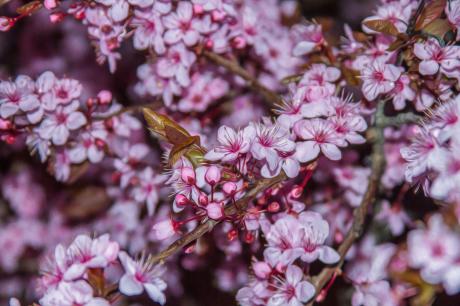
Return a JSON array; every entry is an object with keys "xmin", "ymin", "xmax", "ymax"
[
  {"xmin": 202, "ymin": 50, "xmax": 283, "ymax": 108},
  {"xmin": 148, "ymin": 172, "xmax": 287, "ymax": 265},
  {"xmin": 306, "ymin": 101, "xmax": 387, "ymax": 305}
]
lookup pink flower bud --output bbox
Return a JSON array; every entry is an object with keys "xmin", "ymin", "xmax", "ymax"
[
  {"xmin": 44, "ymin": 0, "xmax": 57, "ymax": 10},
  {"xmin": 181, "ymin": 167, "xmax": 196, "ymax": 185},
  {"xmin": 227, "ymin": 229, "xmax": 238, "ymax": 241},
  {"xmin": 0, "ymin": 119, "xmax": 11, "ymax": 130},
  {"xmin": 206, "ymin": 202, "xmax": 224, "ymax": 220},
  {"xmin": 244, "ymin": 232, "xmax": 254, "ymax": 243},
  {"xmin": 252, "ymin": 261, "xmax": 271, "ymax": 279},
  {"xmin": 199, "ymin": 193, "xmax": 208, "ymax": 206},
  {"xmin": 193, "ymin": 4, "xmax": 204, "ymax": 15},
  {"xmin": 211, "ymin": 10, "xmax": 225, "ymax": 22},
  {"xmin": 175, "ymin": 194, "xmax": 188, "ymax": 207},
  {"xmin": 205, "ymin": 165, "xmax": 221, "ymax": 185},
  {"xmin": 204, "ymin": 39, "xmax": 214, "ymax": 49},
  {"xmin": 232, "ymin": 36, "xmax": 246, "ymax": 49},
  {"xmin": 50, "ymin": 13, "xmax": 65, "ymax": 24},
  {"xmin": 223, "ymin": 182, "xmax": 237, "ymax": 195},
  {"xmin": 268, "ymin": 201, "xmax": 280, "ymax": 213},
  {"xmin": 0, "ymin": 17, "xmax": 13, "ymax": 32},
  {"xmin": 152, "ymin": 219, "xmax": 177, "ymax": 240},
  {"xmin": 290, "ymin": 185, "xmax": 303, "ymax": 199},
  {"xmin": 97, "ymin": 90, "xmax": 112, "ymax": 104}
]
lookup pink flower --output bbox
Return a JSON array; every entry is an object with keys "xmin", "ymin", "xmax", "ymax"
[
  {"xmin": 42, "ymin": 77, "xmax": 82, "ymax": 111},
  {"xmin": 163, "ymin": 2, "xmax": 202, "ymax": 46},
  {"xmin": 246, "ymin": 123, "xmax": 295, "ymax": 173},
  {"xmin": 294, "ymin": 118, "xmax": 345, "ymax": 162},
  {"xmin": 94, "ymin": 0, "xmax": 129, "ymax": 22},
  {"xmin": 152, "ymin": 219, "xmax": 178, "ymax": 241},
  {"xmin": 414, "ymin": 39, "xmax": 460, "ymax": 76},
  {"xmin": 131, "ymin": 167, "xmax": 166, "ymax": 215},
  {"xmin": 376, "ymin": 201, "xmax": 410, "ymax": 236},
  {"xmin": 205, "ymin": 125, "xmax": 252, "ymax": 162},
  {"xmin": 65, "ymin": 234, "xmax": 119, "ymax": 281},
  {"xmin": 292, "ymin": 23, "xmax": 324, "ymax": 56},
  {"xmin": 118, "ymin": 251, "xmax": 167, "ymax": 305},
  {"xmin": 264, "ymin": 215, "xmax": 304, "ymax": 266},
  {"xmin": 361, "ymin": 60, "xmax": 401, "ymax": 101},
  {"xmin": 40, "ymin": 280, "xmax": 110, "ymax": 306},
  {"xmin": 156, "ymin": 43, "xmax": 196, "ymax": 87},
  {"xmin": 362, "ymin": 1, "xmax": 414, "ymax": 34},
  {"xmin": 268, "ymin": 264, "xmax": 315, "ymax": 306},
  {"xmin": 408, "ymin": 214, "xmax": 460, "ymax": 285},
  {"xmin": 298, "ymin": 211, "xmax": 340, "ymax": 264},
  {"xmin": 69, "ymin": 123, "xmax": 108, "ymax": 163},
  {"xmin": 132, "ymin": 9, "xmax": 166, "ymax": 54},
  {"xmin": 0, "ymin": 75, "xmax": 39, "ymax": 119},
  {"xmin": 38, "ymin": 101, "xmax": 87, "ymax": 145},
  {"xmin": 390, "ymin": 74, "xmax": 415, "ymax": 110}
]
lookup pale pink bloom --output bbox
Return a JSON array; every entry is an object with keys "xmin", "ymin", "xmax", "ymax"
[
  {"xmin": 163, "ymin": 2, "xmax": 202, "ymax": 46},
  {"xmin": 65, "ymin": 234, "xmax": 119, "ymax": 281},
  {"xmin": 113, "ymin": 143, "xmax": 149, "ymax": 188},
  {"xmin": 118, "ymin": 251, "xmax": 167, "ymax": 305},
  {"xmin": 294, "ymin": 83, "xmax": 335, "ymax": 105},
  {"xmin": 69, "ymin": 123, "xmax": 108, "ymax": 163},
  {"xmin": 252, "ymin": 261, "xmax": 272, "ymax": 280},
  {"xmin": 414, "ymin": 39, "xmax": 460, "ymax": 76},
  {"xmin": 156, "ymin": 43, "xmax": 196, "ymax": 87},
  {"xmin": 329, "ymin": 116, "xmax": 367, "ymax": 145},
  {"xmin": 298, "ymin": 211, "xmax": 340, "ymax": 264},
  {"xmin": 136, "ymin": 63, "xmax": 182, "ymax": 107},
  {"xmin": 430, "ymin": 145, "xmax": 460, "ymax": 200},
  {"xmin": 40, "ymin": 245, "xmax": 70, "ymax": 289},
  {"xmin": 131, "ymin": 167, "xmax": 166, "ymax": 215},
  {"xmin": 401, "ymin": 127, "xmax": 445, "ymax": 183},
  {"xmin": 94, "ymin": 0, "xmax": 129, "ymax": 22},
  {"xmin": 264, "ymin": 215, "xmax": 304, "ymax": 267},
  {"xmin": 38, "ymin": 101, "xmax": 87, "ymax": 145},
  {"xmin": 299, "ymin": 64, "xmax": 341, "ymax": 86},
  {"xmin": 205, "ymin": 125, "xmax": 251, "ymax": 162},
  {"xmin": 376, "ymin": 201, "xmax": 410, "ymax": 236},
  {"xmin": 132, "ymin": 9, "xmax": 165, "ymax": 54},
  {"xmin": 206, "ymin": 202, "xmax": 224, "ymax": 220},
  {"xmin": 152, "ymin": 219, "xmax": 177, "ymax": 240},
  {"xmin": 294, "ymin": 118, "xmax": 345, "ymax": 162},
  {"xmin": 292, "ymin": 23, "xmax": 324, "ymax": 56},
  {"xmin": 9, "ymin": 298, "xmax": 21, "ymax": 306},
  {"xmin": 351, "ymin": 281, "xmax": 394, "ymax": 306},
  {"xmin": 261, "ymin": 150, "xmax": 300, "ymax": 179},
  {"xmin": 334, "ymin": 166, "xmax": 370, "ymax": 207},
  {"xmin": 246, "ymin": 123, "xmax": 295, "ymax": 172},
  {"xmin": 408, "ymin": 214, "xmax": 460, "ymax": 285},
  {"xmin": 390, "ymin": 74, "xmax": 415, "ymax": 110},
  {"xmin": 361, "ymin": 60, "xmax": 401, "ymax": 101},
  {"xmin": 0, "ymin": 75, "xmax": 39, "ymax": 119},
  {"xmin": 40, "ymin": 280, "xmax": 110, "ymax": 306},
  {"xmin": 268, "ymin": 265, "xmax": 315, "ymax": 306},
  {"xmin": 236, "ymin": 280, "xmax": 272, "ymax": 306},
  {"xmin": 362, "ymin": 1, "xmax": 414, "ymax": 34}
]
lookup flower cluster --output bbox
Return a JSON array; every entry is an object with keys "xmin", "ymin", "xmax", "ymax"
[{"xmin": 39, "ymin": 234, "xmax": 167, "ymax": 305}]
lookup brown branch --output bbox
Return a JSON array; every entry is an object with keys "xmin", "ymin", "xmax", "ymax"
[
  {"xmin": 148, "ymin": 172, "xmax": 287, "ymax": 265},
  {"xmin": 306, "ymin": 101, "xmax": 387, "ymax": 305},
  {"xmin": 202, "ymin": 50, "xmax": 283, "ymax": 108}
]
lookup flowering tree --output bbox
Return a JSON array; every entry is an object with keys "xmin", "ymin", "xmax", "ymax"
[{"xmin": 1, "ymin": 0, "xmax": 460, "ymax": 305}]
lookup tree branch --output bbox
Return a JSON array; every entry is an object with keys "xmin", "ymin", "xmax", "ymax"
[
  {"xmin": 149, "ymin": 172, "xmax": 287, "ymax": 265},
  {"xmin": 202, "ymin": 50, "xmax": 283, "ymax": 108},
  {"xmin": 306, "ymin": 101, "xmax": 387, "ymax": 305}
]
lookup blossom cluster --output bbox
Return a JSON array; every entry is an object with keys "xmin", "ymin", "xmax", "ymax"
[{"xmin": 2, "ymin": 0, "xmax": 460, "ymax": 305}]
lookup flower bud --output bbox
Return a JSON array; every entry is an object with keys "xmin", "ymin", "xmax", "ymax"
[
  {"xmin": 211, "ymin": 10, "xmax": 225, "ymax": 22},
  {"xmin": 205, "ymin": 165, "xmax": 221, "ymax": 186},
  {"xmin": 44, "ymin": 0, "xmax": 57, "ymax": 9},
  {"xmin": 244, "ymin": 232, "xmax": 254, "ymax": 243},
  {"xmin": 181, "ymin": 167, "xmax": 196, "ymax": 185},
  {"xmin": 227, "ymin": 229, "xmax": 238, "ymax": 241},
  {"xmin": 268, "ymin": 201, "xmax": 280, "ymax": 213},
  {"xmin": 49, "ymin": 12, "xmax": 65, "ymax": 24},
  {"xmin": 252, "ymin": 261, "xmax": 271, "ymax": 279},
  {"xmin": 223, "ymin": 182, "xmax": 237, "ymax": 196},
  {"xmin": 290, "ymin": 185, "xmax": 303, "ymax": 199},
  {"xmin": 232, "ymin": 36, "xmax": 246, "ymax": 49},
  {"xmin": 97, "ymin": 90, "xmax": 112, "ymax": 104},
  {"xmin": 0, "ymin": 17, "xmax": 13, "ymax": 32},
  {"xmin": 199, "ymin": 193, "xmax": 208, "ymax": 206},
  {"xmin": 206, "ymin": 202, "xmax": 224, "ymax": 220},
  {"xmin": 175, "ymin": 194, "xmax": 188, "ymax": 207},
  {"xmin": 193, "ymin": 4, "xmax": 204, "ymax": 15}
]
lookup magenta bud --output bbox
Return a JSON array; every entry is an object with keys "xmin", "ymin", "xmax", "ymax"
[
  {"xmin": 290, "ymin": 185, "xmax": 303, "ymax": 199},
  {"xmin": 223, "ymin": 182, "xmax": 237, "ymax": 195},
  {"xmin": 175, "ymin": 194, "xmax": 188, "ymax": 207},
  {"xmin": 205, "ymin": 165, "xmax": 221, "ymax": 186},
  {"xmin": 199, "ymin": 193, "xmax": 208, "ymax": 206},
  {"xmin": 97, "ymin": 90, "xmax": 112, "ymax": 104}
]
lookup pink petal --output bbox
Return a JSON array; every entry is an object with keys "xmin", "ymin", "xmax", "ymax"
[
  {"xmin": 295, "ymin": 141, "xmax": 320, "ymax": 163},
  {"xmin": 419, "ymin": 60, "xmax": 439, "ymax": 75},
  {"xmin": 320, "ymin": 143, "xmax": 342, "ymax": 160},
  {"xmin": 119, "ymin": 274, "xmax": 144, "ymax": 296}
]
